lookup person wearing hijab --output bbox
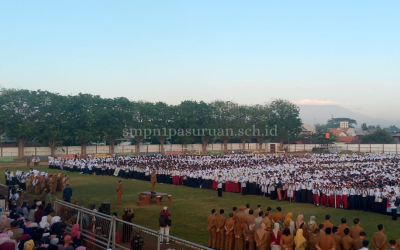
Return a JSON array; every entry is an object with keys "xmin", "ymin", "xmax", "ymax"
[
  {"xmin": 255, "ymin": 223, "xmax": 268, "ymax": 250},
  {"xmin": 234, "ymin": 218, "xmax": 246, "ymax": 250},
  {"xmin": 10, "ymin": 228, "xmax": 24, "ymax": 242},
  {"xmin": 243, "ymin": 217, "xmax": 256, "ymax": 250},
  {"xmin": 308, "ymin": 216, "xmax": 317, "ymax": 235},
  {"xmin": 270, "ymin": 223, "xmax": 282, "ymax": 250},
  {"xmin": 0, "ymin": 233, "xmax": 16, "ymax": 247},
  {"xmin": 28, "ymin": 204, "xmax": 37, "ymax": 222},
  {"xmin": 284, "ymin": 213, "xmax": 293, "ymax": 228},
  {"xmin": 289, "ymin": 221, "xmax": 295, "ymax": 237},
  {"xmin": 294, "ymin": 229, "xmax": 307, "ymax": 250},
  {"xmin": 0, "ymin": 242, "xmax": 16, "ymax": 250},
  {"xmin": 63, "ymin": 235, "xmax": 74, "ymax": 249},
  {"xmin": 71, "ymin": 224, "xmax": 82, "ymax": 247},
  {"xmin": 0, "ymin": 218, "xmax": 11, "ymax": 233},
  {"xmin": 40, "ymin": 216, "xmax": 50, "ymax": 230},
  {"xmin": 21, "ymin": 202, "xmax": 29, "ymax": 220},
  {"xmin": 18, "ymin": 234, "xmax": 34, "ymax": 250},
  {"xmin": 50, "ymin": 217, "xmax": 66, "ymax": 239},
  {"xmin": 280, "ymin": 228, "xmax": 294, "ymax": 250},
  {"xmin": 295, "ymin": 214, "xmax": 309, "ymax": 240}
]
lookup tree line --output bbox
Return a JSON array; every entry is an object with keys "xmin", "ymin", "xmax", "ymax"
[{"xmin": 0, "ymin": 88, "xmax": 302, "ymax": 156}]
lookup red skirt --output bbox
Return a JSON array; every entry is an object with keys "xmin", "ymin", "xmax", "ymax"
[{"xmin": 212, "ymin": 180, "xmax": 217, "ymax": 190}]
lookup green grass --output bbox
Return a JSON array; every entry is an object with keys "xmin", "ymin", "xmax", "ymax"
[{"xmin": 1, "ymin": 165, "xmax": 399, "ymax": 246}]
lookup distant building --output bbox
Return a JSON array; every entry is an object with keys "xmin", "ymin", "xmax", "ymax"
[
  {"xmin": 329, "ymin": 128, "xmax": 348, "ymax": 137},
  {"xmin": 300, "ymin": 123, "xmax": 316, "ymax": 135},
  {"xmin": 339, "ymin": 121, "xmax": 349, "ymax": 129},
  {"xmin": 391, "ymin": 133, "xmax": 400, "ymax": 143}
]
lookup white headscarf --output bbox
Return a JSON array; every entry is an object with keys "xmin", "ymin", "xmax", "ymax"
[
  {"xmin": 273, "ymin": 223, "xmax": 280, "ymax": 238},
  {"xmin": 40, "ymin": 216, "xmax": 49, "ymax": 229},
  {"xmin": 51, "ymin": 216, "xmax": 61, "ymax": 224}
]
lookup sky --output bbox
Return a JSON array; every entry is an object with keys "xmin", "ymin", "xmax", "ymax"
[{"xmin": 1, "ymin": 1, "xmax": 399, "ymax": 121}]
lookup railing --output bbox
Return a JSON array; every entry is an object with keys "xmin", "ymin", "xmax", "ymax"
[{"xmin": 54, "ymin": 199, "xmax": 212, "ymax": 250}]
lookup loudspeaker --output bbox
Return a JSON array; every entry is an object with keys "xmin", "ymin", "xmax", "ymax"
[{"xmin": 99, "ymin": 202, "xmax": 110, "ymax": 215}]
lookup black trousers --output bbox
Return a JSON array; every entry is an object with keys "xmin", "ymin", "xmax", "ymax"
[
  {"xmin": 218, "ymin": 188, "xmax": 222, "ymax": 197},
  {"xmin": 361, "ymin": 197, "xmax": 368, "ymax": 211},
  {"xmin": 391, "ymin": 208, "xmax": 398, "ymax": 221}
]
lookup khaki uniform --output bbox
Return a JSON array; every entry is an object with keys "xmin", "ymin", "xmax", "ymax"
[
  {"xmin": 371, "ymin": 232, "xmax": 387, "ymax": 250},
  {"xmin": 216, "ymin": 214, "xmax": 226, "ymax": 250},
  {"xmin": 207, "ymin": 214, "xmax": 217, "ymax": 248},
  {"xmin": 117, "ymin": 182, "xmax": 123, "ymax": 205}
]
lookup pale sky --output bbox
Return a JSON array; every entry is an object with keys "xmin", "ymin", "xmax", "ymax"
[{"xmin": 1, "ymin": 1, "xmax": 399, "ymax": 120}]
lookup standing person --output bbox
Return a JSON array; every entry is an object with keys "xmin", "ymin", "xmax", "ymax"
[
  {"xmin": 216, "ymin": 209, "xmax": 226, "ymax": 250},
  {"xmin": 243, "ymin": 216, "xmax": 256, "ymax": 250},
  {"xmin": 116, "ymin": 180, "xmax": 123, "ymax": 205},
  {"xmin": 217, "ymin": 175, "xmax": 223, "ymax": 198},
  {"xmin": 272, "ymin": 207, "xmax": 285, "ymax": 224},
  {"xmin": 224, "ymin": 213, "xmax": 235, "ymax": 250},
  {"xmin": 159, "ymin": 206, "xmax": 171, "ymax": 244},
  {"xmin": 207, "ymin": 209, "xmax": 217, "ymax": 249},
  {"xmin": 270, "ymin": 223, "xmax": 282, "ymax": 250},
  {"xmin": 46, "ymin": 189, "xmax": 53, "ymax": 206},
  {"xmin": 280, "ymin": 228, "xmax": 294, "ymax": 250},
  {"xmin": 255, "ymin": 223, "xmax": 268, "ymax": 250},
  {"xmin": 294, "ymin": 229, "xmax": 306, "ymax": 250},
  {"xmin": 389, "ymin": 192, "xmax": 398, "ymax": 222},
  {"xmin": 122, "ymin": 209, "xmax": 135, "ymax": 243},
  {"xmin": 341, "ymin": 228, "xmax": 354, "ymax": 250},
  {"xmin": 63, "ymin": 184, "xmax": 73, "ymax": 203},
  {"xmin": 316, "ymin": 228, "xmax": 336, "ymax": 250},
  {"xmin": 371, "ymin": 224, "xmax": 387, "ymax": 250},
  {"xmin": 349, "ymin": 218, "xmax": 363, "ymax": 240},
  {"xmin": 130, "ymin": 230, "xmax": 145, "ymax": 250},
  {"xmin": 151, "ymin": 169, "xmax": 157, "ymax": 193},
  {"xmin": 234, "ymin": 218, "xmax": 246, "ymax": 250},
  {"xmin": 331, "ymin": 227, "xmax": 342, "ymax": 250}
]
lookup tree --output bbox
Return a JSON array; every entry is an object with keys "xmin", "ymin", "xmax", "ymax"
[
  {"xmin": 96, "ymin": 97, "xmax": 132, "ymax": 154},
  {"xmin": 36, "ymin": 91, "xmax": 67, "ymax": 156},
  {"xmin": 315, "ymin": 123, "xmax": 328, "ymax": 134},
  {"xmin": 248, "ymin": 104, "xmax": 271, "ymax": 150},
  {"xmin": 63, "ymin": 94, "xmax": 102, "ymax": 157},
  {"xmin": 269, "ymin": 99, "xmax": 302, "ymax": 149},
  {"xmin": 0, "ymin": 88, "xmax": 42, "ymax": 157},
  {"xmin": 234, "ymin": 105, "xmax": 253, "ymax": 151},
  {"xmin": 361, "ymin": 123, "xmax": 368, "ymax": 131},
  {"xmin": 361, "ymin": 129, "xmax": 395, "ymax": 144},
  {"xmin": 327, "ymin": 118, "xmax": 357, "ymax": 128},
  {"xmin": 384, "ymin": 125, "xmax": 399, "ymax": 132},
  {"xmin": 131, "ymin": 101, "xmax": 154, "ymax": 154},
  {"xmin": 209, "ymin": 100, "xmax": 238, "ymax": 152},
  {"xmin": 150, "ymin": 102, "xmax": 174, "ymax": 153}
]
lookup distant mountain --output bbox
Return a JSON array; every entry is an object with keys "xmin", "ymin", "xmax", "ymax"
[{"xmin": 298, "ymin": 105, "xmax": 399, "ymax": 127}]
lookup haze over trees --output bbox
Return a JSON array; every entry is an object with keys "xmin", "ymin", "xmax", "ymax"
[{"xmin": 0, "ymin": 88, "xmax": 302, "ymax": 156}]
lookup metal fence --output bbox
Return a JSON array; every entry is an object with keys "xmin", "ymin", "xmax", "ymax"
[{"xmin": 54, "ymin": 200, "xmax": 212, "ymax": 250}]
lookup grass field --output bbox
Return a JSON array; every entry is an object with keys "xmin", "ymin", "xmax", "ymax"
[{"xmin": 1, "ymin": 164, "xmax": 399, "ymax": 246}]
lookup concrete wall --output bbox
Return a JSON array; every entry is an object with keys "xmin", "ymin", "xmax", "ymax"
[{"xmin": 1, "ymin": 142, "xmax": 398, "ymax": 157}]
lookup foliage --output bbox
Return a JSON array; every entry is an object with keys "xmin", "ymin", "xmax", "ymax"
[
  {"xmin": 0, "ymin": 88, "xmax": 302, "ymax": 153},
  {"xmin": 361, "ymin": 129, "xmax": 395, "ymax": 144},
  {"xmin": 327, "ymin": 118, "xmax": 357, "ymax": 128}
]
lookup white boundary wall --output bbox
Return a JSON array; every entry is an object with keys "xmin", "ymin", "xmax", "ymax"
[{"xmin": 0, "ymin": 143, "xmax": 399, "ymax": 157}]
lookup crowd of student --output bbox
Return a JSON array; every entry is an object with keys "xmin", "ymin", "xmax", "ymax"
[
  {"xmin": 49, "ymin": 153, "xmax": 400, "ymax": 219},
  {"xmin": 0, "ymin": 199, "xmax": 85, "ymax": 250},
  {"xmin": 207, "ymin": 203, "xmax": 400, "ymax": 250}
]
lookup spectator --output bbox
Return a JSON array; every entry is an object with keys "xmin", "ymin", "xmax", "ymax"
[
  {"xmin": 34, "ymin": 205, "xmax": 45, "ymax": 223},
  {"xmin": 122, "ymin": 209, "xmax": 134, "ymax": 243},
  {"xmin": 47, "ymin": 210, "xmax": 55, "ymax": 224},
  {"xmin": 63, "ymin": 184, "xmax": 73, "ymax": 203},
  {"xmin": 71, "ymin": 224, "xmax": 83, "ymax": 247},
  {"xmin": 159, "ymin": 206, "xmax": 171, "ymax": 244},
  {"xmin": 28, "ymin": 204, "xmax": 36, "ymax": 222}
]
